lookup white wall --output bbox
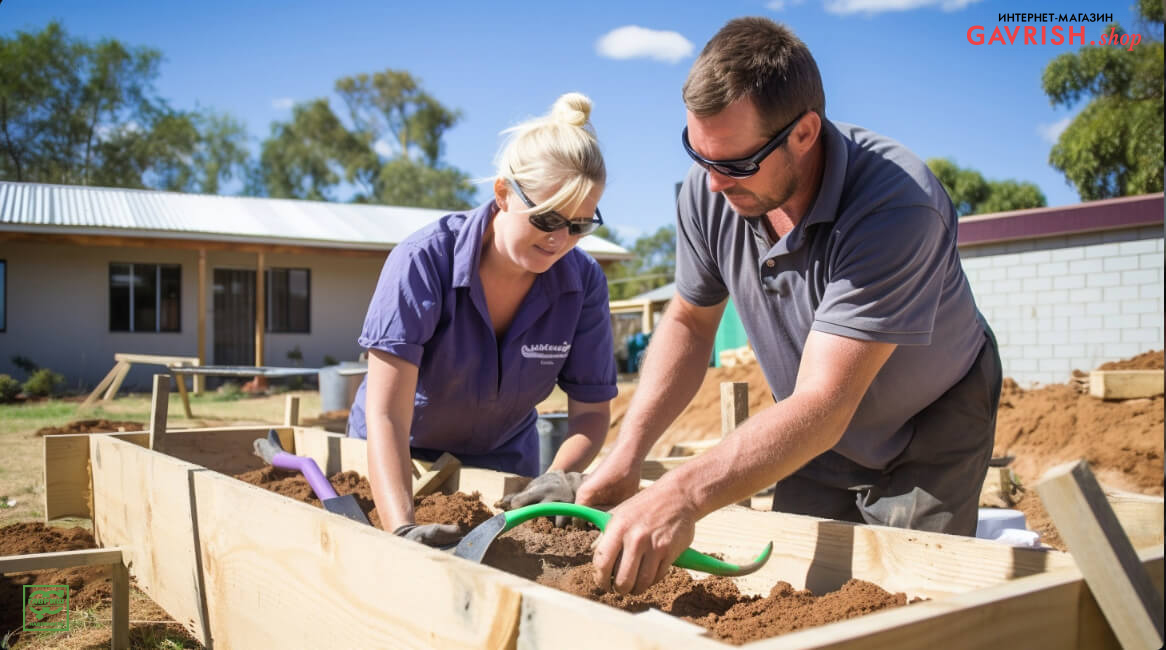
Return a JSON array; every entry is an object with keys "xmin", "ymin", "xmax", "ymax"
[
  {"xmin": 961, "ymin": 224, "xmax": 1164, "ymax": 386},
  {"xmin": 0, "ymin": 241, "xmax": 385, "ymax": 391}
]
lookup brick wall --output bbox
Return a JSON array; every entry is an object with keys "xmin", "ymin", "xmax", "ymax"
[{"xmin": 961, "ymin": 224, "xmax": 1164, "ymax": 386}]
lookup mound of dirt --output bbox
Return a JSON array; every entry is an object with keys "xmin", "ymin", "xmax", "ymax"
[
  {"xmin": 605, "ymin": 362, "xmax": 773, "ymax": 457},
  {"xmin": 0, "ymin": 524, "xmax": 109, "ymax": 635},
  {"xmin": 995, "ymin": 379, "xmax": 1163, "ymax": 494},
  {"xmin": 34, "ymin": 419, "xmax": 145, "ymax": 436},
  {"xmin": 1097, "ymin": 350, "xmax": 1164, "ymax": 371}
]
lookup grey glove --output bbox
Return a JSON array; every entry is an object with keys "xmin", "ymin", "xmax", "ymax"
[
  {"xmin": 495, "ymin": 470, "xmax": 585, "ymax": 527},
  {"xmin": 392, "ymin": 523, "xmax": 463, "ymax": 548}
]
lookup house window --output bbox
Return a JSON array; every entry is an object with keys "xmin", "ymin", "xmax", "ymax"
[
  {"xmin": 266, "ymin": 268, "xmax": 310, "ymax": 333},
  {"xmin": 109, "ymin": 263, "xmax": 181, "ymax": 332},
  {"xmin": 0, "ymin": 259, "xmax": 6, "ymax": 332}
]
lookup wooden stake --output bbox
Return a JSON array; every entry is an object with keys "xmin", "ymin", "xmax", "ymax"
[
  {"xmin": 102, "ymin": 361, "xmax": 132, "ymax": 401},
  {"xmin": 720, "ymin": 382, "xmax": 749, "ymax": 435},
  {"xmin": 149, "ymin": 374, "xmax": 170, "ymax": 450},
  {"xmin": 284, "ymin": 395, "xmax": 300, "ymax": 426},
  {"xmin": 413, "ymin": 452, "xmax": 461, "ymax": 497},
  {"xmin": 111, "ymin": 557, "xmax": 129, "ymax": 649},
  {"xmin": 720, "ymin": 381, "xmax": 752, "ymax": 507},
  {"xmin": 81, "ymin": 362, "xmax": 122, "ymax": 409},
  {"xmin": 1037, "ymin": 459, "xmax": 1165, "ymax": 650}
]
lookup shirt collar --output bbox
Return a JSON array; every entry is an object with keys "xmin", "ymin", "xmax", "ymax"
[
  {"xmin": 452, "ymin": 200, "xmax": 496, "ymax": 288},
  {"xmin": 451, "ymin": 199, "xmax": 583, "ymax": 297},
  {"xmin": 756, "ymin": 118, "xmax": 849, "ymax": 257},
  {"xmin": 801, "ymin": 119, "xmax": 848, "ymax": 229}
]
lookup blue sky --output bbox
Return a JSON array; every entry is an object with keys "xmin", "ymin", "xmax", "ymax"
[{"xmin": 2, "ymin": 1, "xmax": 1150, "ymax": 243}]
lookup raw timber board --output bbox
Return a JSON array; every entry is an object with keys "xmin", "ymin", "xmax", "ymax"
[
  {"xmin": 1089, "ymin": 369, "xmax": 1165, "ymax": 400},
  {"xmin": 58, "ymin": 426, "xmax": 1165, "ymax": 649}
]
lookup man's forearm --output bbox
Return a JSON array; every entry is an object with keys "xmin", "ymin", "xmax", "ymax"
[{"xmin": 612, "ymin": 306, "xmax": 717, "ymax": 460}]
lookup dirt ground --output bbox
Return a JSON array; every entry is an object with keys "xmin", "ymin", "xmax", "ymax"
[
  {"xmin": 0, "ymin": 522, "xmax": 199, "ymax": 649},
  {"xmin": 231, "ymin": 468, "xmax": 911, "ymax": 645}
]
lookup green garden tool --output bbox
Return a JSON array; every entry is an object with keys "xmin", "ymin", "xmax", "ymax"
[{"xmin": 453, "ymin": 502, "xmax": 772, "ymax": 577}]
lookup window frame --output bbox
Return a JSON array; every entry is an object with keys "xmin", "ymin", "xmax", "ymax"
[
  {"xmin": 0, "ymin": 259, "xmax": 6, "ymax": 333},
  {"xmin": 109, "ymin": 262, "xmax": 182, "ymax": 333},
  {"xmin": 265, "ymin": 267, "xmax": 311, "ymax": 334}
]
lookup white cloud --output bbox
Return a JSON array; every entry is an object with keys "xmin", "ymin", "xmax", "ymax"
[
  {"xmin": 373, "ymin": 139, "xmax": 395, "ymax": 158},
  {"xmin": 824, "ymin": 0, "xmax": 980, "ymax": 15},
  {"xmin": 271, "ymin": 97, "xmax": 294, "ymax": 111},
  {"xmin": 766, "ymin": 0, "xmax": 805, "ymax": 11},
  {"xmin": 1037, "ymin": 117, "xmax": 1072, "ymax": 144},
  {"xmin": 596, "ymin": 26, "xmax": 694, "ymax": 64}
]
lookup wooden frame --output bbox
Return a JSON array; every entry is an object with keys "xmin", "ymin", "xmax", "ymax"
[
  {"xmin": 0, "ymin": 547, "xmax": 129, "ymax": 649},
  {"xmin": 44, "ymin": 426, "xmax": 1164, "ymax": 649}
]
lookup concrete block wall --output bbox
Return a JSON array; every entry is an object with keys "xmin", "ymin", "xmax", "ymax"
[{"xmin": 960, "ymin": 224, "xmax": 1164, "ymax": 386}]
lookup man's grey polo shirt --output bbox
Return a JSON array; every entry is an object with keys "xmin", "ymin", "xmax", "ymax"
[{"xmin": 676, "ymin": 119, "xmax": 986, "ymax": 469}]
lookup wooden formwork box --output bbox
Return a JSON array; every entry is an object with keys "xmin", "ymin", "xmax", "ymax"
[{"xmin": 44, "ymin": 426, "xmax": 1164, "ymax": 649}]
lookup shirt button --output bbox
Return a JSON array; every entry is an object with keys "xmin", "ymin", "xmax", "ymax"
[{"xmin": 765, "ymin": 259, "xmax": 775, "ymax": 268}]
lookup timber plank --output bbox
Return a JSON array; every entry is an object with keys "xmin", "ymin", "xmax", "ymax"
[
  {"xmin": 1089, "ymin": 370, "xmax": 1164, "ymax": 400},
  {"xmin": 90, "ymin": 435, "xmax": 209, "ymax": 643},
  {"xmin": 1037, "ymin": 460, "xmax": 1164, "ymax": 649}
]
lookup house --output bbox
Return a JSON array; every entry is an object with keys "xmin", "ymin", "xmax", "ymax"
[{"xmin": 0, "ymin": 181, "xmax": 632, "ymax": 391}]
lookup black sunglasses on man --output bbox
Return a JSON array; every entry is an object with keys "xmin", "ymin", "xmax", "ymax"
[
  {"xmin": 682, "ymin": 110, "xmax": 809, "ymax": 178},
  {"xmin": 507, "ymin": 178, "xmax": 603, "ymax": 237}
]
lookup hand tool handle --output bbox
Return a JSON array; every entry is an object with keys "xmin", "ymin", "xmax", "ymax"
[
  {"xmin": 499, "ymin": 502, "xmax": 772, "ymax": 577},
  {"xmin": 254, "ymin": 429, "xmax": 339, "ymax": 501}
]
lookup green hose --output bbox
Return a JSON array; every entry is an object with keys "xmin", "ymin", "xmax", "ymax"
[{"xmin": 500, "ymin": 502, "xmax": 772, "ymax": 577}]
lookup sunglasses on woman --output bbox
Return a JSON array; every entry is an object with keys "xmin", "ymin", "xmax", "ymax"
[
  {"xmin": 507, "ymin": 178, "xmax": 603, "ymax": 237},
  {"xmin": 681, "ymin": 111, "xmax": 808, "ymax": 178}
]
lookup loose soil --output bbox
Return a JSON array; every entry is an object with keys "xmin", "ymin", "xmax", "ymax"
[
  {"xmin": 34, "ymin": 419, "xmax": 145, "ymax": 436},
  {"xmin": 1097, "ymin": 350, "xmax": 1164, "ymax": 371},
  {"xmin": 0, "ymin": 522, "xmax": 198, "ymax": 648},
  {"xmin": 235, "ymin": 470, "xmax": 910, "ymax": 644}
]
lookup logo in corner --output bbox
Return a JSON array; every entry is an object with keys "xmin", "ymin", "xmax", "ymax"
[{"xmin": 24, "ymin": 584, "xmax": 70, "ymax": 633}]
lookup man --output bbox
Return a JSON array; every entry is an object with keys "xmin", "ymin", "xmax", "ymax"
[{"xmin": 575, "ymin": 17, "xmax": 1002, "ymax": 595}]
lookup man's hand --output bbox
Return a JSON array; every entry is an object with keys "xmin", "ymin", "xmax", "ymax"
[
  {"xmin": 574, "ymin": 453, "xmax": 642, "ymax": 510},
  {"xmin": 392, "ymin": 523, "xmax": 463, "ymax": 547},
  {"xmin": 496, "ymin": 470, "xmax": 584, "ymax": 526},
  {"xmin": 591, "ymin": 484, "xmax": 697, "ymax": 595}
]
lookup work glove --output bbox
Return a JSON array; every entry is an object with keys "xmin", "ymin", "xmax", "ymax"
[
  {"xmin": 392, "ymin": 523, "xmax": 463, "ymax": 548},
  {"xmin": 495, "ymin": 470, "xmax": 586, "ymax": 527}
]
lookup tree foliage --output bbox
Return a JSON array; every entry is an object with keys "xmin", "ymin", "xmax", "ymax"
[
  {"xmin": 0, "ymin": 22, "xmax": 247, "ymax": 192},
  {"xmin": 927, "ymin": 158, "xmax": 1047, "ymax": 216},
  {"xmin": 598, "ymin": 224, "xmax": 677, "ymax": 300},
  {"xmin": 1041, "ymin": 2, "xmax": 1164, "ymax": 199},
  {"xmin": 254, "ymin": 70, "xmax": 474, "ymax": 209}
]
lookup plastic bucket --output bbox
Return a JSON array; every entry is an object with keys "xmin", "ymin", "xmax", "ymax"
[
  {"xmin": 318, "ymin": 362, "xmax": 365, "ymax": 413},
  {"xmin": 536, "ymin": 413, "xmax": 570, "ymax": 474}
]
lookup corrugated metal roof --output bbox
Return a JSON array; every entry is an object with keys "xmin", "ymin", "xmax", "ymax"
[{"xmin": 0, "ymin": 181, "xmax": 633, "ymax": 259}]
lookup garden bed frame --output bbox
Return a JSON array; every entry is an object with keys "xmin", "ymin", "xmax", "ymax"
[{"xmin": 43, "ymin": 425, "xmax": 1164, "ymax": 649}]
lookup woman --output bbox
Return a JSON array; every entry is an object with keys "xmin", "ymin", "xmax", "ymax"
[{"xmin": 347, "ymin": 93, "xmax": 617, "ymax": 546}]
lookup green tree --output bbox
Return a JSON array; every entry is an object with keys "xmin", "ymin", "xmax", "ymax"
[
  {"xmin": 927, "ymin": 158, "xmax": 1047, "ymax": 216},
  {"xmin": 600, "ymin": 225, "xmax": 677, "ymax": 300},
  {"xmin": 256, "ymin": 99, "xmax": 372, "ymax": 201},
  {"xmin": 1041, "ymin": 0, "xmax": 1164, "ymax": 199},
  {"xmin": 254, "ymin": 70, "xmax": 474, "ymax": 209},
  {"xmin": 0, "ymin": 22, "xmax": 250, "ymax": 193}
]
